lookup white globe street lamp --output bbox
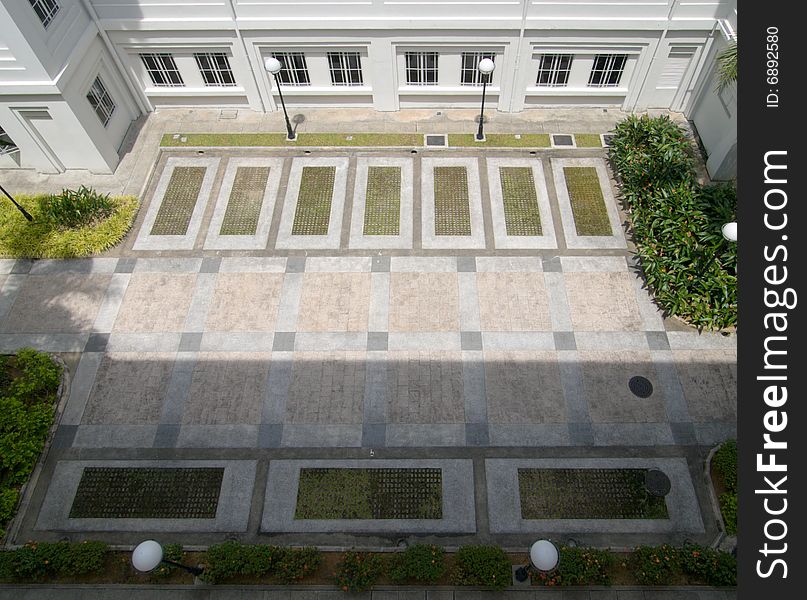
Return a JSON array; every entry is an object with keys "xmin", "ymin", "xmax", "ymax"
[
  {"xmin": 475, "ymin": 58, "xmax": 496, "ymax": 142},
  {"xmin": 721, "ymin": 221, "xmax": 737, "ymax": 242},
  {"xmin": 514, "ymin": 539, "xmax": 560, "ymax": 582},
  {"xmin": 132, "ymin": 540, "xmax": 204, "ymax": 577},
  {"xmin": 264, "ymin": 56, "xmax": 297, "ymax": 141}
]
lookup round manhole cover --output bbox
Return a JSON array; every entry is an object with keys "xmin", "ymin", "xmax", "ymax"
[
  {"xmin": 645, "ymin": 469, "xmax": 672, "ymax": 497},
  {"xmin": 629, "ymin": 376, "xmax": 653, "ymax": 398}
]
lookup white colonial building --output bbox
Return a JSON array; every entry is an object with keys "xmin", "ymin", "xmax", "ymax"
[{"xmin": 1, "ymin": 0, "xmax": 736, "ymax": 176}]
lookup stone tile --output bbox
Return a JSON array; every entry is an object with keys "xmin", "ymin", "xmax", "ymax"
[
  {"xmin": 460, "ymin": 331, "xmax": 483, "ymax": 351},
  {"xmin": 542, "ymin": 256, "xmax": 563, "ymax": 272},
  {"xmin": 568, "ymin": 421, "xmax": 594, "ymax": 445},
  {"xmin": 258, "ymin": 423, "xmax": 284, "ymax": 448},
  {"xmin": 564, "ymin": 272, "xmax": 644, "ymax": 331},
  {"xmin": 580, "ymin": 350, "xmax": 667, "ymax": 423},
  {"xmin": 153, "ymin": 423, "xmax": 180, "ymax": 448},
  {"xmin": 371, "ymin": 255, "xmax": 391, "ymax": 272},
  {"xmin": 81, "ymin": 352, "xmax": 175, "ymax": 425},
  {"xmin": 646, "ymin": 331, "xmax": 671, "ymax": 350},
  {"xmin": 674, "ymin": 349, "xmax": 737, "ymax": 423},
  {"xmin": 200, "ymin": 256, "xmax": 222, "ymax": 273},
  {"xmin": 553, "ymin": 331, "xmax": 577, "ymax": 350},
  {"xmin": 297, "ymin": 272, "xmax": 371, "ymax": 332},
  {"xmin": 114, "ymin": 257, "xmax": 138, "ymax": 273},
  {"xmin": 205, "ymin": 273, "xmax": 284, "ymax": 331},
  {"xmin": 387, "ymin": 351, "xmax": 464, "ymax": 423},
  {"xmin": 113, "ymin": 273, "xmax": 196, "ymax": 332},
  {"xmin": 485, "ymin": 351, "xmax": 566, "ymax": 424},
  {"xmin": 51, "ymin": 425, "xmax": 78, "ymax": 449},
  {"xmin": 273, "ymin": 332, "xmax": 296, "ymax": 351},
  {"xmin": 476, "ymin": 272, "xmax": 551, "ymax": 331},
  {"xmin": 10, "ymin": 259, "xmax": 33, "ymax": 274},
  {"xmin": 670, "ymin": 421, "xmax": 698, "ymax": 445},
  {"xmin": 362, "ymin": 423, "xmax": 387, "ymax": 447},
  {"xmin": 84, "ymin": 333, "xmax": 109, "ymax": 353},
  {"xmin": 0, "ymin": 274, "xmax": 111, "ymax": 333},
  {"xmin": 182, "ymin": 352, "xmax": 270, "ymax": 425},
  {"xmin": 465, "ymin": 422, "xmax": 489, "ymax": 446},
  {"xmin": 367, "ymin": 331, "xmax": 388, "ymax": 351},
  {"xmin": 178, "ymin": 332, "xmax": 203, "ymax": 352},
  {"xmin": 285, "ymin": 351, "xmax": 365, "ymax": 424},
  {"xmin": 456, "ymin": 256, "xmax": 477, "ymax": 272},
  {"xmin": 286, "ymin": 256, "xmax": 306, "ymax": 273},
  {"xmin": 389, "ymin": 272, "xmax": 459, "ymax": 332}
]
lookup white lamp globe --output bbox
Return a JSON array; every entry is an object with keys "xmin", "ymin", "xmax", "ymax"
[
  {"xmin": 132, "ymin": 540, "xmax": 164, "ymax": 573},
  {"xmin": 478, "ymin": 58, "xmax": 496, "ymax": 75},
  {"xmin": 264, "ymin": 56, "xmax": 282, "ymax": 75},
  {"xmin": 721, "ymin": 222, "xmax": 737, "ymax": 242},
  {"xmin": 530, "ymin": 539, "xmax": 559, "ymax": 572}
]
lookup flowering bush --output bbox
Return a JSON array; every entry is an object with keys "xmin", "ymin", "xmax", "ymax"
[
  {"xmin": 532, "ymin": 546, "xmax": 614, "ymax": 586},
  {"xmin": 0, "ymin": 540, "xmax": 107, "ymax": 582},
  {"xmin": 389, "ymin": 544, "xmax": 445, "ymax": 583},
  {"xmin": 334, "ymin": 551, "xmax": 384, "ymax": 592},
  {"xmin": 450, "ymin": 545, "xmax": 512, "ymax": 590},
  {"xmin": 631, "ymin": 544, "xmax": 679, "ymax": 585}
]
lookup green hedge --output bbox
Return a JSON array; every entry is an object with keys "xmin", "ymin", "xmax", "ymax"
[
  {"xmin": 632, "ymin": 543, "xmax": 736, "ymax": 587},
  {"xmin": 389, "ymin": 544, "xmax": 446, "ymax": 584},
  {"xmin": 713, "ymin": 439, "xmax": 738, "ymax": 534},
  {"xmin": 202, "ymin": 542, "xmax": 321, "ymax": 584},
  {"xmin": 334, "ymin": 551, "xmax": 384, "ymax": 592},
  {"xmin": 609, "ymin": 114, "xmax": 737, "ymax": 330},
  {"xmin": 450, "ymin": 545, "xmax": 512, "ymax": 590},
  {"xmin": 0, "ymin": 541, "xmax": 107, "ymax": 582},
  {"xmin": 532, "ymin": 546, "xmax": 614, "ymax": 586}
]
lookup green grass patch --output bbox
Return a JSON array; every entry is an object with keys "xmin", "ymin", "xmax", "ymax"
[
  {"xmin": 573, "ymin": 133, "xmax": 604, "ymax": 148},
  {"xmin": 433, "ymin": 166, "xmax": 471, "ymax": 236},
  {"xmin": 150, "ymin": 166, "xmax": 205, "ymax": 235},
  {"xmin": 294, "ymin": 468, "xmax": 442, "ymax": 519},
  {"xmin": 291, "ymin": 166, "xmax": 335, "ymax": 235},
  {"xmin": 563, "ymin": 166, "xmax": 613, "ymax": 236},
  {"xmin": 448, "ymin": 133, "xmax": 551, "ymax": 148},
  {"xmin": 0, "ymin": 195, "xmax": 138, "ymax": 258},
  {"xmin": 518, "ymin": 468, "xmax": 668, "ymax": 519},
  {"xmin": 499, "ymin": 166, "xmax": 541, "ymax": 236},
  {"xmin": 363, "ymin": 166, "xmax": 401, "ymax": 235},
  {"xmin": 161, "ymin": 133, "xmax": 422, "ymax": 147},
  {"xmin": 1, "ymin": 349, "xmax": 62, "ymax": 539},
  {"xmin": 220, "ymin": 166, "xmax": 269, "ymax": 235}
]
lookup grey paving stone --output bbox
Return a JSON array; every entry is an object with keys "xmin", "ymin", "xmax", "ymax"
[
  {"xmin": 200, "ymin": 256, "xmax": 222, "ymax": 273},
  {"xmin": 362, "ymin": 422, "xmax": 387, "ymax": 447},
  {"xmin": 10, "ymin": 259, "xmax": 33, "ymax": 274},
  {"xmin": 465, "ymin": 422, "xmax": 489, "ymax": 446},
  {"xmin": 84, "ymin": 332, "xmax": 109, "ymax": 353},
  {"xmin": 568, "ymin": 421, "xmax": 594, "ymax": 445},
  {"xmin": 179, "ymin": 331, "xmax": 203, "ymax": 352},
  {"xmin": 51, "ymin": 425, "xmax": 78, "ymax": 449},
  {"xmin": 670, "ymin": 421, "xmax": 698, "ymax": 445},
  {"xmin": 153, "ymin": 423, "xmax": 180, "ymax": 448},
  {"xmin": 616, "ymin": 592, "xmax": 645, "ymax": 600},
  {"xmin": 114, "ymin": 257, "xmax": 138, "ymax": 273},
  {"xmin": 542, "ymin": 256, "xmax": 563, "ymax": 272},
  {"xmin": 553, "ymin": 331, "xmax": 576, "ymax": 350},
  {"xmin": 258, "ymin": 423, "xmax": 284, "ymax": 448},
  {"xmin": 426, "ymin": 592, "xmax": 454, "ymax": 600},
  {"xmin": 367, "ymin": 331, "xmax": 389, "ymax": 351},
  {"xmin": 461, "ymin": 330, "xmax": 483, "ymax": 351},
  {"xmin": 589, "ymin": 592, "xmax": 619, "ymax": 600},
  {"xmin": 372, "ymin": 255, "xmax": 391, "ymax": 272},
  {"xmin": 456, "ymin": 256, "xmax": 477, "ymax": 272},
  {"xmin": 646, "ymin": 330, "xmax": 671, "ymax": 350},
  {"xmin": 273, "ymin": 332, "xmax": 296, "ymax": 351},
  {"xmin": 286, "ymin": 256, "xmax": 307, "ymax": 273}
]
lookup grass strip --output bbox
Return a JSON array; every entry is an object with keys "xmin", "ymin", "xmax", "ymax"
[
  {"xmin": 573, "ymin": 133, "xmax": 604, "ymax": 148},
  {"xmin": 291, "ymin": 166, "xmax": 335, "ymax": 235},
  {"xmin": 563, "ymin": 166, "xmax": 612, "ymax": 236},
  {"xmin": 363, "ymin": 166, "xmax": 401, "ymax": 235},
  {"xmin": 161, "ymin": 133, "xmax": 422, "ymax": 147},
  {"xmin": 499, "ymin": 166, "xmax": 542, "ymax": 236},
  {"xmin": 219, "ymin": 166, "xmax": 269, "ymax": 235},
  {"xmin": 433, "ymin": 166, "xmax": 471, "ymax": 236},
  {"xmin": 448, "ymin": 133, "xmax": 551, "ymax": 148}
]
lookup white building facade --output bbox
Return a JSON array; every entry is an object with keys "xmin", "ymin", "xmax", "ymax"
[{"xmin": 1, "ymin": 0, "xmax": 736, "ymax": 175}]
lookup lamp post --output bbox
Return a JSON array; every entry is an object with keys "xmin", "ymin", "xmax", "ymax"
[
  {"xmin": 475, "ymin": 58, "xmax": 496, "ymax": 142},
  {"xmin": 0, "ymin": 182, "xmax": 33, "ymax": 221},
  {"xmin": 132, "ymin": 540, "xmax": 204, "ymax": 578},
  {"xmin": 514, "ymin": 539, "xmax": 559, "ymax": 582},
  {"xmin": 721, "ymin": 221, "xmax": 737, "ymax": 242},
  {"xmin": 264, "ymin": 56, "xmax": 296, "ymax": 141}
]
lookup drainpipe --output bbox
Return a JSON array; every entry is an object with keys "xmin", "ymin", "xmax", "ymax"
[
  {"xmin": 506, "ymin": 0, "xmax": 531, "ymax": 113},
  {"xmin": 79, "ymin": 0, "xmax": 150, "ymax": 115},
  {"xmin": 631, "ymin": 0, "xmax": 680, "ymax": 112},
  {"xmin": 225, "ymin": 0, "xmax": 267, "ymax": 112}
]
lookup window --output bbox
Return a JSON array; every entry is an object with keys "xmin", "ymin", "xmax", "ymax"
[
  {"xmin": 588, "ymin": 54, "xmax": 628, "ymax": 87},
  {"xmin": 140, "ymin": 54, "xmax": 184, "ymax": 87},
  {"xmin": 272, "ymin": 52, "xmax": 310, "ymax": 86},
  {"xmin": 536, "ymin": 54, "xmax": 573, "ymax": 87},
  {"xmin": 405, "ymin": 52, "xmax": 438, "ymax": 85},
  {"xmin": 460, "ymin": 52, "xmax": 495, "ymax": 86},
  {"xmin": 194, "ymin": 53, "xmax": 236, "ymax": 86},
  {"xmin": 28, "ymin": 0, "xmax": 60, "ymax": 28},
  {"xmin": 86, "ymin": 76, "xmax": 116, "ymax": 127},
  {"xmin": 327, "ymin": 52, "xmax": 363, "ymax": 86}
]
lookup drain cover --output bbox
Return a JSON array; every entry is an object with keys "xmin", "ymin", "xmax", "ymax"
[
  {"xmin": 644, "ymin": 469, "xmax": 672, "ymax": 497},
  {"xmin": 424, "ymin": 134, "xmax": 448, "ymax": 147},
  {"xmin": 628, "ymin": 375, "xmax": 653, "ymax": 398},
  {"xmin": 552, "ymin": 134, "xmax": 574, "ymax": 146}
]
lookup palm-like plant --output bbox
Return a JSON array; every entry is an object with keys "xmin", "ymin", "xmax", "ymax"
[{"xmin": 715, "ymin": 39, "xmax": 737, "ymax": 92}]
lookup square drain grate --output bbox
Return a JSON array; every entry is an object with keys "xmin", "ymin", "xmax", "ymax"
[
  {"xmin": 424, "ymin": 134, "xmax": 448, "ymax": 147},
  {"xmin": 552, "ymin": 134, "xmax": 575, "ymax": 147},
  {"xmin": 219, "ymin": 109, "xmax": 238, "ymax": 120}
]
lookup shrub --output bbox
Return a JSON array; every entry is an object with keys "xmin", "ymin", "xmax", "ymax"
[
  {"xmin": 532, "ymin": 546, "xmax": 613, "ymax": 586},
  {"xmin": 719, "ymin": 492, "xmax": 738, "ymax": 535},
  {"xmin": 0, "ymin": 488, "xmax": 19, "ymax": 538},
  {"xmin": 389, "ymin": 544, "xmax": 445, "ymax": 584},
  {"xmin": 275, "ymin": 547, "xmax": 321, "ymax": 583},
  {"xmin": 450, "ymin": 545, "xmax": 512, "ymax": 590},
  {"xmin": 39, "ymin": 186, "xmax": 114, "ymax": 229},
  {"xmin": 149, "ymin": 543, "xmax": 184, "ymax": 579},
  {"xmin": 0, "ymin": 540, "xmax": 107, "ymax": 582},
  {"xmin": 712, "ymin": 439, "xmax": 737, "ymax": 492},
  {"xmin": 203, "ymin": 542, "xmax": 284, "ymax": 583},
  {"xmin": 679, "ymin": 544, "xmax": 736, "ymax": 587},
  {"xmin": 334, "ymin": 551, "xmax": 384, "ymax": 592},
  {"xmin": 631, "ymin": 545, "xmax": 679, "ymax": 585}
]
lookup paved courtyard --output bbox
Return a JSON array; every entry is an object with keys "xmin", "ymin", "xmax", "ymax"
[{"xmin": 0, "ymin": 114, "xmax": 736, "ymax": 552}]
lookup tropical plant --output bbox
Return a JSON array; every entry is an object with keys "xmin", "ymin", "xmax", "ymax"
[{"xmin": 715, "ymin": 39, "xmax": 737, "ymax": 92}]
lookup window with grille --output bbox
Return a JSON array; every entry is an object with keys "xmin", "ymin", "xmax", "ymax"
[
  {"xmin": 140, "ymin": 54, "xmax": 184, "ymax": 87},
  {"xmin": 588, "ymin": 54, "xmax": 628, "ymax": 87},
  {"xmin": 536, "ymin": 54, "xmax": 573, "ymax": 87},
  {"xmin": 460, "ymin": 52, "xmax": 495, "ymax": 86},
  {"xmin": 327, "ymin": 52, "xmax": 363, "ymax": 86},
  {"xmin": 86, "ymin": 76, "xmax": 116, "ymax": 127},
  {"xmin": 194, "ymin": 53, "xmax": 236, "ymax": 86},
  {"xmin": 272, "ymin": 52, "xmax": 310, "ymax": 86},
  {"xmin": 28, "ymin": 0, "xmax": 60, "ymax": 28},
  {"xmin": 405, "ymin": 52, "xmax": 438, "ymax": 85}
]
